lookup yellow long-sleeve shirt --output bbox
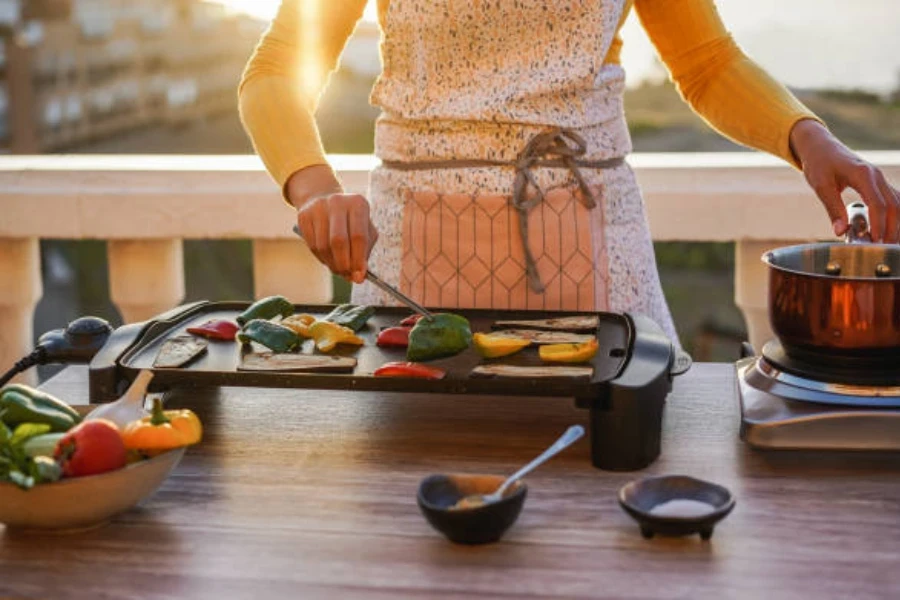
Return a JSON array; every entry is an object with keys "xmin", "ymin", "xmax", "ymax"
[{"xmin": 239, "ymin": 0, "xmax": 819, "ymax": 190}]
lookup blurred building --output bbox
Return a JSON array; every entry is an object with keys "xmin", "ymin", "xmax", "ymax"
[{"xmin": 0, "ymin": 0, "xmax": 264, "ymax": 153}]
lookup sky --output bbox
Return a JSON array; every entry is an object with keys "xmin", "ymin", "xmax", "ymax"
[{"xmin": 214, "ymin": 0, "xmax": 900, "ymax": 92}]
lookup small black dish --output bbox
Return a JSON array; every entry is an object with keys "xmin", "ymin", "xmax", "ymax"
[
  {"xmin": 618, "ymin": 475, "xmax": 735, "ymax": 540},
  {"xmin": 417, "ymin": 474, "xmax": 527, "ymax": 545}
]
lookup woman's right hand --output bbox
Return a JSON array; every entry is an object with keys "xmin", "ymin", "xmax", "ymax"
[{"xmin": 286, "ymin": 165, "xmax": 379, "ymax": 284}]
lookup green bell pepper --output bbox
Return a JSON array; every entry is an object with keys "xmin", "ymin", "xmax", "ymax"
[
  {"xmin": 236, "ymin": 295, "xmax": 294, "ymax": 326},
  {"xmin": 323, "ymin": 304, "xmax": 375, "ymax": 332},
  {"xmin": 237, "ymin": 319, "xmax": 302, "ymax": 353},
  {"xmin": 407, "ymin": 313, "xmax": 473, "ymax": 362},
  {"xmin": 0, "ymin": 384, "xmax": 81, "ymax": 432}
]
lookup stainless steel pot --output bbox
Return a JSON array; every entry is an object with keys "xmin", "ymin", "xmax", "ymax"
[{"xmin": 762, "ymin": 202, "xmax": 900, "ymax": 356}]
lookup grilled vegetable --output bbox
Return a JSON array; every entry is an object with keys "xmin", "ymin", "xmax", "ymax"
[
  {"xmin": 407, "ymin": 313, "xmax": 472, "ymax": 362},
  {"xmin": 0, "ymin": 384, "xmax": 81, "ymax": 432},
  {"xmin": 153, "ymin": 335, "xmax": 208, "ymax": 368},
  {"xmin": 236, "ymin": 295, "xmax": 294, "ymax": 326},
  {"xmin": 55, "ymin": 419, "xmax": 127, "ymax": 478},
  {"xmin": 323, "ymin": 304, "xmax": 375, "ymax": 332},
  {"xmin": 374, "ymin": 362, "xmax": 446, "ymax": 380},
  {"xmin": 539, "ymin": 339, "xmax": 599, "ymax": 363},
  {"xmin": 400, "ymin": 314, "xmax": 423, "ymax": 327},
  {"xmin": 308, "ymin": 321, "xmax": 365, "ymax": 353},
  {"xmin": 237, "ymin": 319, "xmax": 302, "ymax": 353},
  {"xmin": 121, "ymin": 398, "xmax": 202, "ymax": 452},
  {"xmin": 186, "ymin": 319, "xmax": 239, "ymax": 341},
  {"xmin": 492, "ymin": 315, "xmax": 599, "ymax": 332},
  {"xmin": 471, "ymin": 364, "xmax": 593, "ymax": 378},
  {"xmin": 489, "ymin": 329, "xmax": 594, "ymax": 345},
  {"xmin": 238, "ymin": 353, "xmax": 357, "ymax": 373},
  {"xmin": 376, "ymin": 326, "xmax": 411, "ymax": 348},
  {"xmin": 282, "ymin": 314, "xmax": 317, "ymax": 337},
  {"xmin": 472, "ymin": 332, "xmax": 530, "ymax": 358}
]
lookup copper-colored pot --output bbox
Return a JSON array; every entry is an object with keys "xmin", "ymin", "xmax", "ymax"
[
  {"xmin": 764, "ymin": 202, "xmax": 900, "ymax": 356},
  {"xmin": 764, "ymin": 242, "xmax": 900, "ymax": 356}
]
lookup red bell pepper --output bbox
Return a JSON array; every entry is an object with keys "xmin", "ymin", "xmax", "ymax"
[
  {"xmin": 399, "ymin": 314, "xmax": 423, "ymax": 327},
  {"xmin": 373, "ymin": 362, "xmax": 446, "ymax": 380},
  {"xmin": 376, "ymin": 326, "xmax": 411, "ymax": 348},
  {"xmin": 186, "ymin": 319, "xmax": 239, "ymax": 341}
]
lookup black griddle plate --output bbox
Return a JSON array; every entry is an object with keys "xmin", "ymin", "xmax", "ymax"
[{"xmin": 102, "ymin": 301, "xmax": 632, "ymax": 399}]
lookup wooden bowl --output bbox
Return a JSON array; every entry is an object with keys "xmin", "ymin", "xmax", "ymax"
[
  {"xmin": 618, "ymin": 475, "xmax": 735, "ymax": 540},
  {"xmin": 0, "ymin": 447, "xmax": 185, "ymax": 533},
  {"xmin": 417, "ymin": 473, "xmax": 527, "ymax": 545}
]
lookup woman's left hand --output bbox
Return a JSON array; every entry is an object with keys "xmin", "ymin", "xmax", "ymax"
[{"xmin": 790, "ymin": 119, "xmax": 900, "ymax": 243}]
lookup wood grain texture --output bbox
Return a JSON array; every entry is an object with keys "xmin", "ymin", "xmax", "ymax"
[{"xmin": 2, "ymin": 364, "xmax": 899, "ymax": 600}]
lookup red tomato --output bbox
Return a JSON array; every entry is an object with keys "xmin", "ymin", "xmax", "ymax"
[{"xmin": 55, "ymin": 419, "xmax": 127, "ymax": 477}]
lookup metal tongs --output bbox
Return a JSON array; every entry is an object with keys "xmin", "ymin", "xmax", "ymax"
[{"xmin": 291, "ymin": 225, "xmax": 434, "ymax": 321}]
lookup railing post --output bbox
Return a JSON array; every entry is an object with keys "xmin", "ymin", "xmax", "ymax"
[
  {"xmin": 252, "ymin": 240, "xmax": 333, "ymax": 303},
  {"xmin": 108, "ymin": 239, "xmax": 185, "ymax": 323},
  {"xmin": 734, "ymin": 239, "xmax": 805, "ymax": 353},
  {"xmin": 0, "ymin": 239, "xmax": 42, "ymax": 385}
]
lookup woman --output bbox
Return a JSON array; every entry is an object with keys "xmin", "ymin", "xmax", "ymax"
[{"xmin": 239, "ymin": 0, "xmax": 899, "ymax": 344}]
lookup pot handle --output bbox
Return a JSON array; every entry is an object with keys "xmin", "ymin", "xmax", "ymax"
[{"xmin": 846, "ymin": 201, "xmax": 872, "ymax": 244}]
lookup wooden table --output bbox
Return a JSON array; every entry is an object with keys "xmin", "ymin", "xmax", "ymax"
[{"xmin": 1, "ymin": 364, "xmax": 898, "ymax": 599}]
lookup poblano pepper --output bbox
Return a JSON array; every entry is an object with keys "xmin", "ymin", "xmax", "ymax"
[
  {"xmin": 237, "ymin": 319, "xmax": 301, "ymax": 353},
  {"xmin": 323, "ymin": 304, "xmax": 375, "ymax": 332},
  {"xmin": 407, "ymin": 313, "xmax": 472, "ymax": 362},
  {"xmin": 236, "ymin": 295, "xmax": 294, "ymax": 326},
  {"xmin": 0, "ymin": 384, "xmax": 81, "ymax": 432}
]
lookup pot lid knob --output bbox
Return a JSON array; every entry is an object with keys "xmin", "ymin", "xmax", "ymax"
[{"xmin": 846, "ymin": 202, "xmax": 872, "ymax": 244}]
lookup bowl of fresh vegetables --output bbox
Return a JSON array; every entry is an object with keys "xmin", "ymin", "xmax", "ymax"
[{"xmin": 0, "ymin": 379, "xmax": 201, "ymax": 532}]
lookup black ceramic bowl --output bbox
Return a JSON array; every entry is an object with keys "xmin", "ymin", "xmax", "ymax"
[
  {"xmin": 618, "ymin": 475, "xmax": 735, "ymax": 540},
  {"xmin": 417, "ymin": 474, "xmax": 527, "ymax": 545}
]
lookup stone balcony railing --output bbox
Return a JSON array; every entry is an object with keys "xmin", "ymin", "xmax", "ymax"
[{"xmin": 2, "ymin": 151, "xmax": 899, "ymax": 383}]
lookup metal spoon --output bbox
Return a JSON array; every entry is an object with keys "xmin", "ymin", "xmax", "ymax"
[{"xmin": 458, "ymin": 425, "xmax": 585, "ymax": 509}]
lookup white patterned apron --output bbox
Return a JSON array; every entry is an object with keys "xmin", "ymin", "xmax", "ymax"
[{"xmin": 351, "ymin": 0, "xmax": 680, "ymax": 346}]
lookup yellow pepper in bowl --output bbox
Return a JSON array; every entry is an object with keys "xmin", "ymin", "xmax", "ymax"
[{"xmin": 121, "ymin": 398, "xmax": 202, "ymax": 452}]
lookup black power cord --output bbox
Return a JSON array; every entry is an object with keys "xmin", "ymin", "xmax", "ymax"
[{"xmin": 0, "ymin": 348, "xmax": 47, "ymax": 387}]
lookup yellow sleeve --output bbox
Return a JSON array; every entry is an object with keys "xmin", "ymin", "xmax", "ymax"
[
  {"xmin": 633, "ymin": 0, "xmax": 821, "ymax": 168},
  {"xmin": 238, "ymin": 0, "xmax": 368, "ymax": 191}
]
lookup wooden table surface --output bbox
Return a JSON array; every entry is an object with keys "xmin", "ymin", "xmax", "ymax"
[{"xmin": 1, "ymin": 364, "xmax": 899, "ymax": 599}]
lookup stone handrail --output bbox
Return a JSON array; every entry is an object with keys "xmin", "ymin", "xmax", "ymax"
[{"xmin": 2, "ymin": 151, "xmax": 899, "ymax": 383}]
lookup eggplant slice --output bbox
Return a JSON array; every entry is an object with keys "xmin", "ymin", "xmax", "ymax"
[
  {"xmin": 492, "ymin": 315, "xmax": 599, "ymax": 332},
  {"xmin": 239, "ymin": 352, "xmax": 357, "ymax": 373},
  {"xmin": 488, "ymin": 329, "xmax": 595, "ymax": 345},
  {"xmin": 153, "ymin": 335, "xmax": 208, "ymax": 368},
  {"xmin": 471, "ymin": 364, "xmax": 593, "ymax": 379}
]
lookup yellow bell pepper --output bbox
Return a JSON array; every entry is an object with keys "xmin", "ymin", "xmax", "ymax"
[
  {"xmin": 472, "ymin": 332, "xmax": 530, "ymax": 358},
  {"xmin": 121, "ymin": 398, "xmax": 202, "ymax": 451},
  {"xmin": 282, "ymin": 313, "xmax": 317, "ymax": 338},
  {"xmin": 307, "ymin": 320, "xmax": 365, "ymax": 353},
  {"xmin": 539, "ymin": 339, "xmax": 599, "ymax": 363}
]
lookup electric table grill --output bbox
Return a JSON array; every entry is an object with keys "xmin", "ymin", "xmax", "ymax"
[{"xmin": 30, "ymin": 301, "xmax": 692, "ymax": 472}]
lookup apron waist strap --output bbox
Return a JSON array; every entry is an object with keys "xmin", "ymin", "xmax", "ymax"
[{"xmin": 382, "ymin": 127, "xmax": 625, "ymax": 293}]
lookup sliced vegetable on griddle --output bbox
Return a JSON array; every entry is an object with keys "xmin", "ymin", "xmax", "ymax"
[
  {"xmin": 376, "ymin": 326, "xmax": 411, "ymax": 348},
  {"xmin": 323, "ymin": 304, "xmax": 375, "ymax": 332},
  {"xmin": 307, "ymin": 320, "xmax": 364, "ymax": 353},
  {"xmin": 153, "ymin": 335, "xmax": 208, "ymax": 368},
  {"xmin": 236, "ymin": 295, "xmax": 294, "ymax": 326},
  {"xmin": 407, "ymin": 313, "xmax": 472, "ymax": 362},
  {"xmin": 472, "ymin": 332, "xmax": 530, "ymax": 358},
  {"xmin": 492, "ymin": 315, "xmax": 599, "ymax": 332},
  {"xmin": 237, "ymin": 319, "xmax": 301, "ymax": 353},
  {"xmin": 282, "ymin": 313, "xmax": 317, "ymax": 337},
  {"xmin": 373, "ymin": 361, "xmax": 446, "ymax": 380},
  {"xmin": 539, "ymin": 339, "xmax": 599, "ymax": 363},
  {"xmin": 186, "ymin": 319, "xmax": 239, "ymax": 341},
  {"xmin": 238, "ymin": 353, "xmax": 357, "ymax": 373},
  {"xmin": 470, "ymin": 364, "xmax": 593, "ymax": 379},
  {"xmin": 489, "ymin": 329, "xmax": 595, "ymax": 345}
]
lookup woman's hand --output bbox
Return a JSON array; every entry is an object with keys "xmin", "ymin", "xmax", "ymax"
[
  {"xmin": 286, "ymin": 165, "xmax": 379, "ymax": 283},
  {"xmin": 790, "ymin": 119, "xmax": 900, "ymax": 242}
]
